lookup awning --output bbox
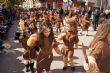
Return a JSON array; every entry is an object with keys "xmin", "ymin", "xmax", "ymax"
[{"xmin": 56, "ymin": 2, "xmax": 63, "ymax": 4}]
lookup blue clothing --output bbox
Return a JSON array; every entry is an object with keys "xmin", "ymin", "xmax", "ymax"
[
  {"xmin": 93, "ymin": 11, "xmax": 100, "ymax": 22},
  {"xmin": 92, "ymin": 10, "xmax": 100, "ymax": 31},
  {"xmin": 81, "ymin": 7, "xmax": 86, "ymax": 15},
  {"xmin": 87, "ymin": 8, "xmax": 92, "ymax": 18}
]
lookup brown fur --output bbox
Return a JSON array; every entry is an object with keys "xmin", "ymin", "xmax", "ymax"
[
  {"xmin": 89, "ymin": 20, "xmax": 110, "ymax": 72},
  {"xmin": 90, "ymin": 20, "xmax": 110, "ymax": 48},
  {"xmin": 27, "ymin": 33, "xmax": 39, "ymax": 49}
]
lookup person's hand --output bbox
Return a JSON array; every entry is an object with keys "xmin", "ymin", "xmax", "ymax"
[
  {"xmin": 82, "ymin": 43, "xmax": 89, "ymax": 64},
  {"xmin": 83, "ymin": 60, "xmax": 89, "ymax": 71},
  {"xmin": 57, "ymin": 33, "xmax": 66, "ymax": 40}
]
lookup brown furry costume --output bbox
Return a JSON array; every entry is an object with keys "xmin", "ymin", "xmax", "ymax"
[
  {"xmin": 54, "ymin": 14, "xmax": 61, "ymax": 33},
  {"xmin": 84, "ymin": 23, "xmax": 110, "ymax": 73},
  {"xmin": 23, "ymin": 33, "xmax": 39, "ymax": 60},
  {"xmin": 28, "ymin": 27, "xmax": 58, "ymax": 73},
  {"xmin": 28, "ymin": 21, "xmax": 37, "ymax": 34},
  {"xmin": 57, "ymin": 16, "xmax": 79, "ymax": 70},
  {"xmin": 19, "ymin": 32, "xmax": 38, "ymax": 60},
  {"xmin": 55, "ymin": 14, "xmax": 61, "ymax": 27},
  {"xmin": 81, "ymin": 13, "xmax": 90, "ymax": 31},
  {"xmin": 19, "ymin": 19, "xmax": 25, "ymax": 31},
  {"xmin": 62, "ymin": 28, "xmax": 79, "ymax": 66},
  {"xmin": 88, "ymin": 41, "xmax": 110, "ymax": 73}
]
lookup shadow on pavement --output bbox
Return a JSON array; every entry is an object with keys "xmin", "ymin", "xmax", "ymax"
[
  {"xmin": 52, "ymin": 66, "xmax": 86, "ymax": 73},
  {"xmin": 53, "ymin": 56, "xmax": 79, "ymax": 61}
]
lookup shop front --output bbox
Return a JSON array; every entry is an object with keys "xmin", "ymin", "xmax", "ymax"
[{"xmin": 41, "ymin": 0, "xmax": 63, "ymax": 9}]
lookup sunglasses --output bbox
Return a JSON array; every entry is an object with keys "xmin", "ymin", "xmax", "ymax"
[{"xmin": 68, "ymin": 30, "xmax": 73, "ymax": 32}]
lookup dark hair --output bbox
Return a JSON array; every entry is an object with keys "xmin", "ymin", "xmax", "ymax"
[{"xmin": 39, "ymin": 27, "xmax": 54, "ymax": 47}]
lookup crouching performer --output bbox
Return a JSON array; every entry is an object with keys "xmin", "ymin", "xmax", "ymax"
[
  {"xmin": 57, "ymin": 15, "xmax": 79, "ymax": 71},
  {"xmin": 83, "ymin": 22, "xmax": 110, "ymax": 73}
]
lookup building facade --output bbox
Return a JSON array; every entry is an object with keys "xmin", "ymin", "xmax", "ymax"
[
  {"xmin": 87, "ymin": 0, "xmax": 110, "ymax": 10},
  {"xmin": 40, "ymin": 0, "xmax": 63, "ymax": 9},
  {"xmin": 22, "ymin": 0, "xmax": 110, "ymax": 10}
]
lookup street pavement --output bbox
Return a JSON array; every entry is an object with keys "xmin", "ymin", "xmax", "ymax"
[{"xmin": 0, "ymin": 20, "xmax": 96, "ymax": 73}]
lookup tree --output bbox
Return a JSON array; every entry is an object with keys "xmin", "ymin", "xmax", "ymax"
[
  {"xmin": 0, "ymin": 0, "xmax": 7, "ymax": 5},
  {"xmin": 8, "ymin": 0, "xmax": 24, "ymax": 5}
]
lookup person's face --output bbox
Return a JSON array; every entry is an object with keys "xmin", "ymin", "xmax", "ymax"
[
  {"xmin": 30, "ymin": 23, "xmax": 34, "ymax": 28},
  {"xmin": 74, "ymin": 15, "xmax": 77, "ymax": 20},
  {"xmin": 43, "ymin": 28, "xmax": 51, "ymax": 37}
]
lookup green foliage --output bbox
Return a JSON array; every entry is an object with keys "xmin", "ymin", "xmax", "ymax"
[
  {"xmin": 0, "ymin": 0, "xmax": 6, "ymax": 4},
  {"xmin": 9, "ymin": 0, "xmax": 22, "ymax": 5}
]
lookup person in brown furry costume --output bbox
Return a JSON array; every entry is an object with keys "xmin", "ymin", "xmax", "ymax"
[
  {"xmin": 55, "ymin": 13, "xmax": 61, "ymax": 33},
  {"xmin": 19, "ymin": 30, "xmax": 38, "ymax": 73},
  {"xmin": 19, "ymin": 20, "xmax": 38, "ymax": 73},
  {"xmin": 57, "ymin": 15, "xmax": 79, "ymax": 71},
  {"xmin": 83, "ymin": 20, "xmax": 110, "ymax": 73},
  {"xmin": 80, "ymin": 13, "xmax": 91, "ymax": 36},
  {"xmin": 27, "ymin": 25, "xmax": 59, "ymax": 73}
]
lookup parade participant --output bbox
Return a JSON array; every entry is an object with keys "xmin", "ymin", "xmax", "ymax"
[
  {"xmin": 83, "ymin": 20, "xmax": 110, "ymax": 73},
  {"xmin": 14, "ymin": 18, "xmax": 25, "ymax": 40},
  {"xmin": 19, "ymin": 30, "xmax": 37, "ymax": 73},
  {"xmin": 19, "ymin": 20, "xmax": 37, "ymax": 73},
  {"xmin": 80, "ymin": 13, "xmax": 91, "ymax": 36},
  {"xmin": 40, "ymin": 13, "xmax": 53, "ymax": 29},
  {"xmin": 26, "ymin": 19, "xmax": 58, "ymax": 73},
  {"xmin": 55, "ymin": 13, "xmax": 61, "ymax": 33},
  {"xmin": 28, "ymin": 21, "xmax": 37, "ymax": 35},
  {"xmin": 57, "ymin": 15, "xmax": 79, "ymax": 71},
  {"xmin": 59, "ymin": 7, "xmax": 64, "ymax": 26},
  {"xmin": 19, "ymin": 18, "xmax": 25, "ymax": 31},
  {"xmin": 36, "ymin": 26, "xmax": 58, "ymax": 73}
]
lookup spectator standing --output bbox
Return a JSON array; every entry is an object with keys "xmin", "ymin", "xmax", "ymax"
[{"xmin": 92, "ymin": 9, "xmax": 100, "ymax": 31}]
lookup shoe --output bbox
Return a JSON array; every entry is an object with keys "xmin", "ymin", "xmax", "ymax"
[
  {"xmin": 71, "ymin": 67, "xmax": 75, "ymax": 71},
  {"xmin": 30, "ymin": 63, "xmax": 34, "ymax": 73},
  {"xmin": 86, "ymin": 34, "xmax": 89, "ymax": 36},
  {"xmin": 63, "ymin": 66, "xmax": 67, "ymax": 71},
  {"xmin": 25, "ymin": 63, "xmax": 30, "ymax": 72},
  {"xmin": 80, "ymin": 32, "xmax": 82, "ymax": 35}
]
